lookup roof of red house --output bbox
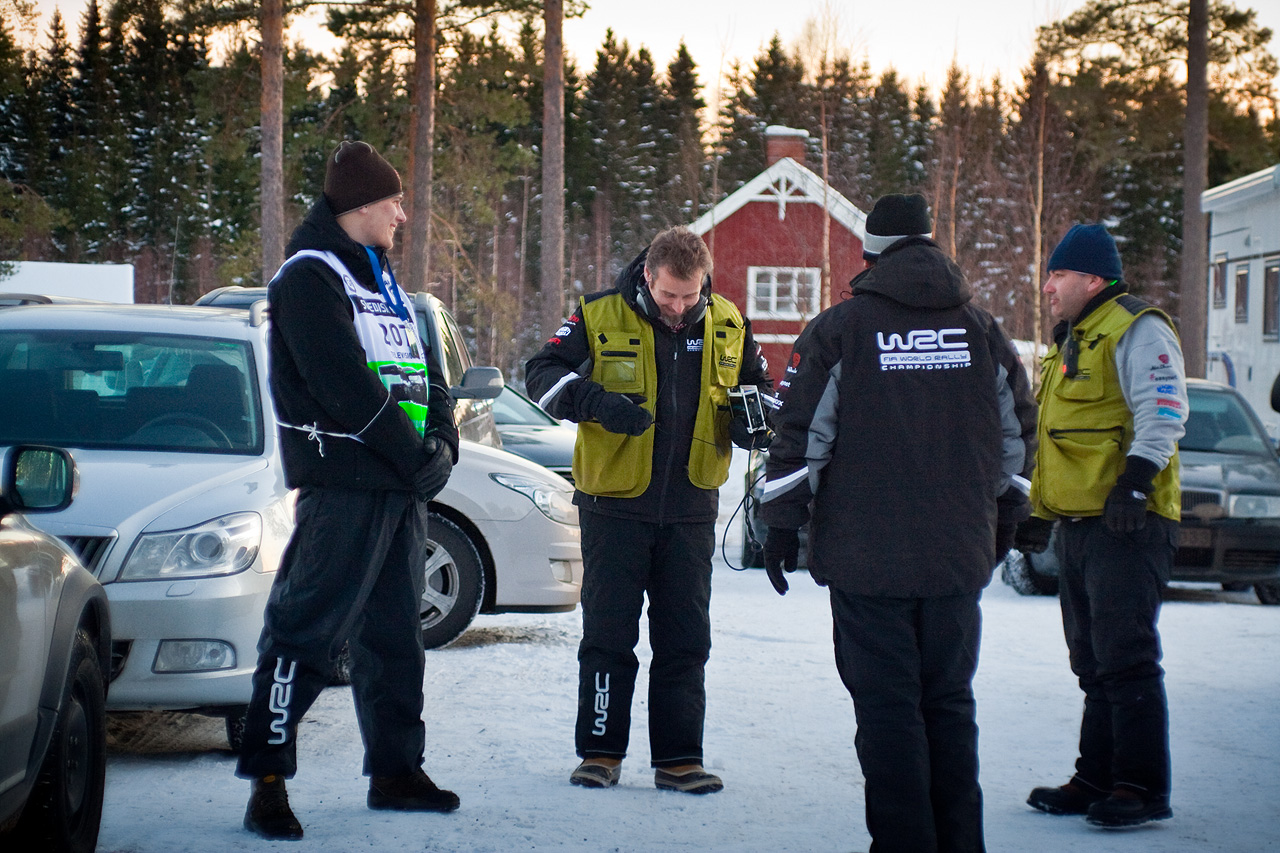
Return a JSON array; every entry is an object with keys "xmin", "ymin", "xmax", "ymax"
[{"xmin": 690, "ymin": 157, "xmax": 867, "ymax": 238}]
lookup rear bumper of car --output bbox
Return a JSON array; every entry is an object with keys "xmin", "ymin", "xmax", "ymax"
[
  {"xmin": 101, "ymin": 567, "xmax": 273, "ymax": 710},
  {"xmin": 1174, "ymin": 519, "xmax": 1280, "ymax": 583}
]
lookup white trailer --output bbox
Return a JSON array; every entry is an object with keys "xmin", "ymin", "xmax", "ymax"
[
  {"xmin": 1202, "ymin": 163, "xmax": 1280, "ymax": 435},
  {"xmin": 0, "ymin": 261, "xmax": 135, "ymax": 303}
]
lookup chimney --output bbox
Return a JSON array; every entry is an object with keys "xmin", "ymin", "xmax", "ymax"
[{"xmin": 765, "ymin": 125, "xmax": 809, "ymax": 166}]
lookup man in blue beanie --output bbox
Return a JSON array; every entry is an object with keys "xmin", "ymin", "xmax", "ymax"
[{"xmin": 1017, "ymin": 223, "xmax": 1186, "ymax": 828}]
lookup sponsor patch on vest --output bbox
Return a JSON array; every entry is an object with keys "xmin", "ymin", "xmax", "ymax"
[
  {"xmin": 687, "ymin": 339, "xmax": 704, "ymax": 352},
  {"xmin": 1149, "ymin": 372, "xmax": 1177, "ymax": 381},
  {"xmin": 718, "ymin": 353, "xmax": 737, "ymax": 367},
  {"xmin": 1157, "ymin": 407, "xmax": 1182, "ymax": 420},
  {"xmin": 1156, "ymin": 384, "xmax": 1176, "ymax": 394},
  {"xmin": 1156, "ymin": 397, "xmax": 1183, "ymax": 410}
]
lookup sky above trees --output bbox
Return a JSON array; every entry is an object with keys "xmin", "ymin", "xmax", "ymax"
[{"xmin": 26, "ymin": 0, "xmax": 1280, "ymax": 98}]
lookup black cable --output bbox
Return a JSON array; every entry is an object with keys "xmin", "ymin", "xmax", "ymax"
[{"xmin": 721, "ymin": 460, "xmax": 767, "ymax": 572}]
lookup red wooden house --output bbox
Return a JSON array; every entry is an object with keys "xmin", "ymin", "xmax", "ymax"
[{"xmin": 691, "ymin": 126, "xmax": 868, "ymax": 382}]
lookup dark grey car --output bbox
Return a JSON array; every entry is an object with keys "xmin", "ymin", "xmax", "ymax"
[
  {"xmin": 1003, "ymin": 379, "xmax": 1280, "ymax": 604},
  {"xmin": 491, "ymin": 386, "xmax": 575, "ymax": 484}
]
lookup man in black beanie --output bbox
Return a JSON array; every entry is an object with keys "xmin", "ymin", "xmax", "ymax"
[
  {"xmin": 760, "ymin": 193, "xmax": 1037, "ymax": 852},
  {"xmin": 1019, "ymin": 223, "xmax": 1186, "ymax": 828},
  {"xmin": 235, "ymin": 140, "xmax": 460, "ymax": 839}
]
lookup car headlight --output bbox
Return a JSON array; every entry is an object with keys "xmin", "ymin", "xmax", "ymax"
[
  {"xmin": 489, "ymin": 473, "xmax": 578, "ymax": 526},
  {"xmin": 1227, "ymin": 494, "xmax": 1280, "ymax": 519},
  {"xmin": 120, "ymin": 512, "xmax": 262, "ymax": 580}
]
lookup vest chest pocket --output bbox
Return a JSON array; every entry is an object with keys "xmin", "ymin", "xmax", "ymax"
[
  {"xmin": 594, "ymin": 331, "xmax": 647, "ymax": 394},
  {"xmin": 711, "ymin": 325, "xmax": 745, "ymax": 387}
]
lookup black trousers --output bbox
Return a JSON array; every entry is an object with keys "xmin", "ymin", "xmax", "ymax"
[
  {"xmin": 574, "ymin": 507, "xmax": 714, "ymax": 767},
  {"xmin": 1057, "ymin": 514, "xmax": 1175, "ymax": 799},
  {"xmin": 236, "ymin": 487, "xmax": 428, "ymax": 780},
  {"xmin": 830, "ymin": 588, "xmax": 985, "ymax": 853}
]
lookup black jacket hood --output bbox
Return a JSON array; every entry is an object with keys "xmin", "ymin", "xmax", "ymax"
[
  {"xmin": 285, "ymin": 195, "xmax": 386, "ymax": 292},
  {"xmin": 614, "ymin": 248, "xmax": 648, "ymax": 314},
  {"xmin": 850, "ymin": 236, "xmax": 970, "ymax": 310}
]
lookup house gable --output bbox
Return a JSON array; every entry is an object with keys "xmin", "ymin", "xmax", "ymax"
[{"xmin": 689, "ymin": 157, "xmax": 867, "ymax": 381}]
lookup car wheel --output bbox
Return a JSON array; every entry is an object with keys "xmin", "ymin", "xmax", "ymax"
[
  {"xmin": 1000, "ymin": 549, "xmax": 1060, "ymax": 596},
  {"xmin": 222, "ymin": 705, "xmax": 249, "ymax": 753},
  {"xmin": 420, "ymin": 512, "xmax": 485, "ymax": 649},
  {"xmin": 14, "ymin": 628, "xmax": 106, "ymax": 853},
  {"xmin": 1254, "ymin": 581, "xmax": 1280, "ymax": 606}
]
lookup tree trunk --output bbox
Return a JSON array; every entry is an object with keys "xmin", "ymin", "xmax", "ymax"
[
  {"xmin": 540, "ymin": 0, "xmax": 566, "ymax": 332},
  {"xmin": 259, "ymin": 0, "xmax": 284, "ymax": 283},
  {"xmin": 1181, "ymin": 0, "xmax": 1209, "ymax": 378},
  {"xmin": 406, "ymin": 0, "xmax": 437, "ymax": 291}
]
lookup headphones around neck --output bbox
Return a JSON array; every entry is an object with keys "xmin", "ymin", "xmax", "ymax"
[{"xmin": 637, "ymin": 271, "xmax": 712, "ymax": 326}]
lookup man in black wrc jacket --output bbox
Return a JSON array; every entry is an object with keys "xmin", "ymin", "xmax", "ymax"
[{"xmin": 760, "ymin": 194, "xmax": 1036, "ymax": 853}]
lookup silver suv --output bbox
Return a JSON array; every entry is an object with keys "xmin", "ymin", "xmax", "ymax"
[{"xmin": 0, "ymin": 445, "xmax": 110, "ymax": 853}]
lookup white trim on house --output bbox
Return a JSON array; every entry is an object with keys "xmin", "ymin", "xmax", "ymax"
[
  {"xmin": 689, "ymin": 157, "xmax": 867, "ymax": 238},
  {"xmin": 751, "ymin": 334, "xmax": 801, "ymax": 345}
]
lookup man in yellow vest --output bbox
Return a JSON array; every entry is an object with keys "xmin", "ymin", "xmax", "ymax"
[
  {"xmin": 1019, "ymin": 223, "xmax": 1187, "ymax": 828},
  {"xmin": 526, "ymin": 226, "xmax": 772, "ymax": 794}
]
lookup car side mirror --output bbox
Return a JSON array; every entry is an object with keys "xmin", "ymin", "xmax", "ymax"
[
  {"xmin": 2, "ymin": 445, "xmax": 77, "ymax": 513},
  {"xmin": 451, "ymin": 366, "xmax": 504, "ymax": 401}
]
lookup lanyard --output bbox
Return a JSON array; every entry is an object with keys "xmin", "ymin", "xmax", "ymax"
[{"xmin": 364, "ymin": 246, "xmax": 409, "ymax": 322}]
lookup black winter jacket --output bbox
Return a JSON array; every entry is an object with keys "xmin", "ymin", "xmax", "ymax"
[
  {"xmin": 268, "ymin": 196, "xmax": 458, "ymax": 491},
  {"xmin": 525, "ymin": 249, "xmax": 772, "ymax": 524},
  {"xmin": 760, "ymin": 237, "xmax": 1036, "ymax": 597}
]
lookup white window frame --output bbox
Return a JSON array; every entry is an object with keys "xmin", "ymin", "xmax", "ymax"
[{"xmin": 747, "ymin": 266, "xmax": 821, "ymax": 321}]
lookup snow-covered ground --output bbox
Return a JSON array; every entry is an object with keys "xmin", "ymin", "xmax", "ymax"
[{"xmin": 97, "ymin": 452, "xmax": 1280, "ymax": 852}]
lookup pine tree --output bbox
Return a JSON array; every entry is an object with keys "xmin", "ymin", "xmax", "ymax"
[{"xmin": 653, "ymin": 42, "xmax": 706, "ymax": 228}]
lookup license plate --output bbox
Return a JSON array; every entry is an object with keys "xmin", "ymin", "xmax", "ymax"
[{"xmin": 1178, "ymin": 527, "xmax": 1212, "ymax": 548}]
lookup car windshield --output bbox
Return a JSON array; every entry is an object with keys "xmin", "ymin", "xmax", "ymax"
[
  {"xmin": 1182, "ymin": 386, "xmax": 1272, "ymax": 456},
  {"xmin": 492, "ymin": 387, "xmax": 558, "ymax": 427},
  {"xmin": 0, "ymin": 330, "xmax": 263, "ymax": 454}
]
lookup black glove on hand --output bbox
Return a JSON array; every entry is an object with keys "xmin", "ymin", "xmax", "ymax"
[
  {"xmin": 729, "ymin": 416, "xmax": 773, "ymax": 450},
  {"xmin": 1104, "ymin": 454, "xmax": 1159, "ymax": 534},
  {"xmin": 412, "ymin": 436, "xmax": 453, "ymax": 503},
  {"xmin": 1104, "ymin": 486, "xmax": 1148, "ymax": 534},
  {"xmin": 592, "ymin": 391, "xmax": 652, "ymax": 436},
  {"xmin": 1014, "ymin": 516, "xmax": 1055, "ymax": 554},
  {"xmin": 995, "ymin": 488, "xmax": 1031, "ymax": 563},
  {"xmin": 763, "ymin": 527, "xmax": 800, "ymax": 596},
  {"xmin": 995, "ymin": 522, "xmax": 1018, "ymax": 564}
]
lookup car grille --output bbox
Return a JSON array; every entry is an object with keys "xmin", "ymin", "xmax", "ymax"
[
  {"xmin": 1223, "ymin": 550, "xmax": 1280, "ymax": 570},
  {"xmin": 59, "ymin": 535, "xmax": 115, "ymax": 573},
  {"xmin": 1182, "ymin": 489, "xmax": 1223, "ymax": 512}
]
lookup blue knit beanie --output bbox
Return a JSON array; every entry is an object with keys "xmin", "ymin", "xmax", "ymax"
[{"xmin": 1047, "ymin": 224, "xmax": 1123, "ymax": 281}]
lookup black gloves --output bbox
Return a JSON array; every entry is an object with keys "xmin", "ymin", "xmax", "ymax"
[
  {"xmin": 1014, "ymin": 516, "xmax": 1055, "ymax": 554},
  {"xmin": 730, "ymin": 416, "xmax": 773, "ymax": 450},
  {"xmin": 581, "ymin": 383, "xmax": 652, "ymax": 436},
  {"xmin": 996, "ymin": 488, "xmax": 1031, "ymax": 564},
  {"xmin": 412, "ymin": 435, "xmax": 453, "ymax": 502},
  {"xmin": 1104, "ymin": 455, "xmax": 1159, "ymax": 534},
  {"xmin": 763, "ymin": 527, "xmax": 800, "ymax": 595}
]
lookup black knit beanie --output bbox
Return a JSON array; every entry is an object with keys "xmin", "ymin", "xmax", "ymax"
[
  {"xmin": 323, "ymin": 141, "xmax": 402, "ymax": 216},
  {"xmin": 1047, "ymin": 223, "xmax": 1123, "ymax": 282},
  {"xmin": 863, "ymin": 193, "xmax": 933, "ymax": 259}
]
